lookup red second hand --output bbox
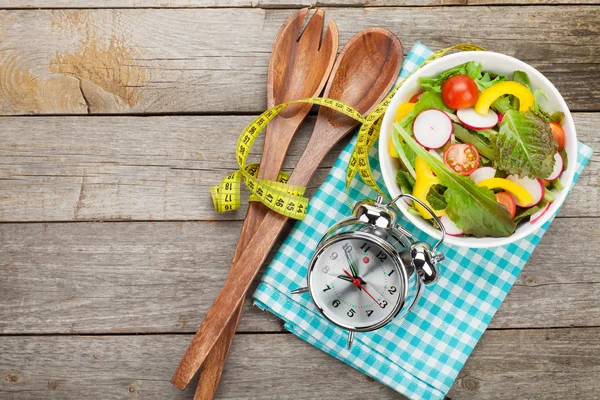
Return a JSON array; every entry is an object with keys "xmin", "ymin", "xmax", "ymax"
[{"xmin": 342, "ymin": 269, "xmax": 383, "ymax": 308}]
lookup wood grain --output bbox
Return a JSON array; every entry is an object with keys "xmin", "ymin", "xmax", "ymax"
[
  {"xmin": 0, "ymin": 0, "xmax": 466, "ymax": 8},
  {"xmin": 0, "ymin": 114, "xmax": 597, "ymax": 222},
  {"xmin": 0, "ymin": 217, "xmax": 597, "ymax": 335},
  {"xmin": 470, "ymin": 0, "xmax": 599, "ymax": 4},
  {"xmin": 1, "ymin": 329, "xmax": 599, "ymax": 399},
  {"xmin": 195, "ymin": 8, "xmax": 338, "ymax": 398},
  {"xmin": 0, "ymin": 7, "xmax": 598, "ymax": 115}
]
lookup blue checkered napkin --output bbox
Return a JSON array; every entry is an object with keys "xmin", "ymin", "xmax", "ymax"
[{"xmin": 253, "ymin": 43, "xmax": 595, "ymax": 400}]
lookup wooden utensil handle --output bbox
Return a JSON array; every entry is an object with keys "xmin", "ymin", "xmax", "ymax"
[
  {"xmin": 172, "ymin": 209, "xmax": 289, "ymax": 389},
  {"xmin": 194, "ymin": 201, "xmax": 268, "ymax": 399},
  {"xmin": 193, "ymin": 109, "xmax": 311, "ymax": 398},
  {"xmin": 173, "ymin": 140, "xmax": 328, "ymax": 389}
]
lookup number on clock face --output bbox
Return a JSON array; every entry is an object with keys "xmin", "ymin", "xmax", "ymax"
[{"xmin": 309, "ymin": 237, "xmax": 403, "ymax": 329}]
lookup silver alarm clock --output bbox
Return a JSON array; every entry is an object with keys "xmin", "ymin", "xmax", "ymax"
[{"xmin": 292, "ymin": 194, "xmax": 445, "ymax": 348}]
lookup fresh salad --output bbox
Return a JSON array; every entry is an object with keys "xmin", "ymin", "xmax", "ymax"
[{"xmin": 390, "ymin": 62, "xmax": 568, "ymax": 238}]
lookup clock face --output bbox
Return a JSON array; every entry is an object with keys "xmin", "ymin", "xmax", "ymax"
[{"xmin": 309, "ymin": 234, "xmax": 405, "ymax": 331}]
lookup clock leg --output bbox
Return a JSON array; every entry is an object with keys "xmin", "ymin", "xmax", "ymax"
[
  {"xmin": 347, "ymin": 331, "xmax": 354, "ymax": 350},
  {"xmin": 290, "ymin": 287, "xmax": 309, "ymax": 294}
]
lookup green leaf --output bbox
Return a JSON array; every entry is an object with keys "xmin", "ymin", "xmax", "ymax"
[
  {"xmin": 513, "ymin": 71, "xmax": 532, "ymax": 91},
  {"xmin": 417, "ymin": 62, "xmax": 508, "ymax": 92},
  {"xmin": 493, "ymin": 110, "xmax": 558, "ymax": 178},
  {"xmin": 475, "ymin": 72, "xmax": 508, "ymax": 91},
  {"xmin": 426, "ymin": 184, "xmax": 447, "ymax": 210},
  {"xmin": 552, "ymin": 177, "xmax": 564, "ymax": 192},
  {"xmin": 560, "ymin": 148, "xmax": 568, "ymax": 171},
  {"xmin": 453, "ymin": 124, "xmax": 496, "ymax": 160},
  {"xmin": 514, "ymin": 201, "xmax": 547, "ymax": 224},
  {"xmin": 491, "ymin": 95, "xmax": 514, "ymax": 114},
  {"xmin": 395, "ymin": 122, "xmax": 516, "ymax": 237},
  {"xmin": 543, "ymin": 188, "xmax": 556, "ymax": 203},
  {"xmin": 396, "ymin": 170, "xmax": 416, "ymax": 194},
  {"xmin": 549, "ymin": 111, "xmax": 565, "ymax": 124}
]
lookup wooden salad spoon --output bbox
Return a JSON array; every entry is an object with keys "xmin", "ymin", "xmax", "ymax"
[
  {"xmin": 194, "ymin": 8, "xmax": 338, "ymax": 399},
  {"xmin": 172, "ymin": 27, "xmax": 403, "ymax": 390}
]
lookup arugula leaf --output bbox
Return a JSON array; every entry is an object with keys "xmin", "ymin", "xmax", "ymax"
[
  {"xmin": 426, "ymin": 184, "xmax": 447, "ymax": 210},
  {"xmin": 396, "ymin": 170, "xmax": 415, "ymax": 194},
  {"xmin": 493, "ymin": 110, "xmax": 558, "ymax": 178},
  {"xmin": 395, "ymin": 122, "xmax": 516, "ymax": 237},
  {"xmin": 453, "ymin": 124, "xmax": 495, "ymax": 160},
  {"xmin": 514, "ymin": 201, "xmax": 547, "ymax": 224}
]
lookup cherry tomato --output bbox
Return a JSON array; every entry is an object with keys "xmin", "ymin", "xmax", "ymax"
[
  {"xmin": 441, "ymin": 75, "xmax": 479, "ymax": 110},
  {"xmin": 409, "ymin": 92, "xmax": 423, "ymax": 103},
  {"xmin": 495, "ymin": 191, "xmax": 516, "ymax": 219},
  {"xmin": 443, "ymin": 144, "xmax": 480, "ymax": 175},
  {"xmin": 549, "ymin": 121, "xmax": 566, "ymax": 150}
]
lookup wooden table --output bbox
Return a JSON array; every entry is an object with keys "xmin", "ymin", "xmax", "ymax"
[{"xmin": 0, "ymin": 2, "xmax": 598, "ymax": 399}]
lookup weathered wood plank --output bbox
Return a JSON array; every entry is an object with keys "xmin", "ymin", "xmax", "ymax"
[
  {"xmin": 451, "ymin": 327, "xmax": 600, "ymax": 400},
  {"xmin": 0, "ymin": 7, "xmax": 598, "ymax": 115},
  {"xmin": 0, "ymin": 115, "xmax": 345, "ymax": 222},
  {"xmin": 0, "ymin": 0, "xmax": 466, "ymax": 8},
  {"xmin": 0, "ymin": 217, "xmax": 597, "ymax": 335},
  {"xmin": 471, "ymin": 0, "xmax": 598, "ymax": 4},
  {"xmin": 0, "ymin": 113, "xmax": 597, "ymax": 222},
  {"xmin": 1, "ymin": 329, "xmax": 599, "ymax": 399},
  {"xmin": 0, "ymin": 220, "xmax": 285, "ymax": 334}
]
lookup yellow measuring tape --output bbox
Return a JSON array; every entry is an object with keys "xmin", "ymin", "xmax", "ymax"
[{"xmin": 211, "ymin": 44, "xmax": 484, "ymax": 220}]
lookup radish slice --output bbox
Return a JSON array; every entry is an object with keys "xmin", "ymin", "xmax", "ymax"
[
  {"xmin": 470, "ymin": 167, "xmax": 496, "ymax": 184},
  {"xmin": 440, "ymin": 215, "xmax": 463, "ymax": 236},
  {"xmin": 412, "ymin": 109, "xmax": 453, "ymax": 149},
  {"xmin": 497, "ymin": 113, "xmax": 504, "ymax": 125},
  {"xmin": 545, "ymin": 152, "xmax": 563, "ymax": 181},
  {"xmin": 506, "ymin": 175, "xmax": 545, "ymax": 207},
  {"xmin": 457, "ymin": 108, "xmax": 498, "ymax": 130},
  {"xmin": 530, "ymin": 202, "xmax": 552, "ymax": 224}
]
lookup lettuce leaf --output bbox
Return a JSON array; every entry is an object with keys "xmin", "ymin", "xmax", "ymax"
[
  {"xmin": 513, "ymin": 71, "xmax": 532, "ymax": 91},
  {"xmin": 418, "ymin": 62, "xmax": 508, "ymax": 92},
  {"xmin": 395, "ymin": 122, "xmax": 516, "ymax": 237},
  {"xmin": 493, "ymin": 110, "xmax": 558, "ymax": 178},
  {"xmin": 426, "ymin": 184, "xmax": 447, "ymax": 210},
  {"xmin": 396, "ymin": 170, "xmax": 415, "ymax": 194}
]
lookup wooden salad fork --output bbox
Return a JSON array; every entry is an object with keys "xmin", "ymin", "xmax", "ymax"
[
  {"xmin": 172, "ymin": 27, "xmax": 403, "ymax": 391},
  {"xmin": 193, "ymin": 8, "xmax": 338, "ymax": 399}
]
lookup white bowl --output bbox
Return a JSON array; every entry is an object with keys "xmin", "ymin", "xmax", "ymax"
[{"xmin": 379, "ymin": 51, "xmax": 578, "ymax": 248}]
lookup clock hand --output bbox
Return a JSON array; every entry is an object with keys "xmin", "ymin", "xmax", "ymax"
[
  {"xmin": 342, "ymin": 269, "xmax": 383, "ymax": 308},
  {"xmin": 344, "ymin": 249, "xmax": 359, "ymax": 278},
  {"xmin": 325, "ymin": 272, "xmax": 353, "ymax": 283}
]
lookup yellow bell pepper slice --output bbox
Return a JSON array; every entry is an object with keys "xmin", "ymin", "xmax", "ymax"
[
  {"xmin": 395, "ymin": 102, "xmax": 415, "ymax": 122},
  {"xmin": 474, "ymin": 81, "xmax": 534, "ymax": 115},
  {"xmin": 389, "ymin": 102, "xmax": 415, "ymax": 158},
  {"xmin": 477, "ymin": 178, "xmax": 534, "ymax": 206},
  {"xmin": 413, "ymin": 157, "xmax": 445, "ymax": 219},
  {"xmin": 389, "ymin": 136, "xmax": 399, "ymax": 158}
]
